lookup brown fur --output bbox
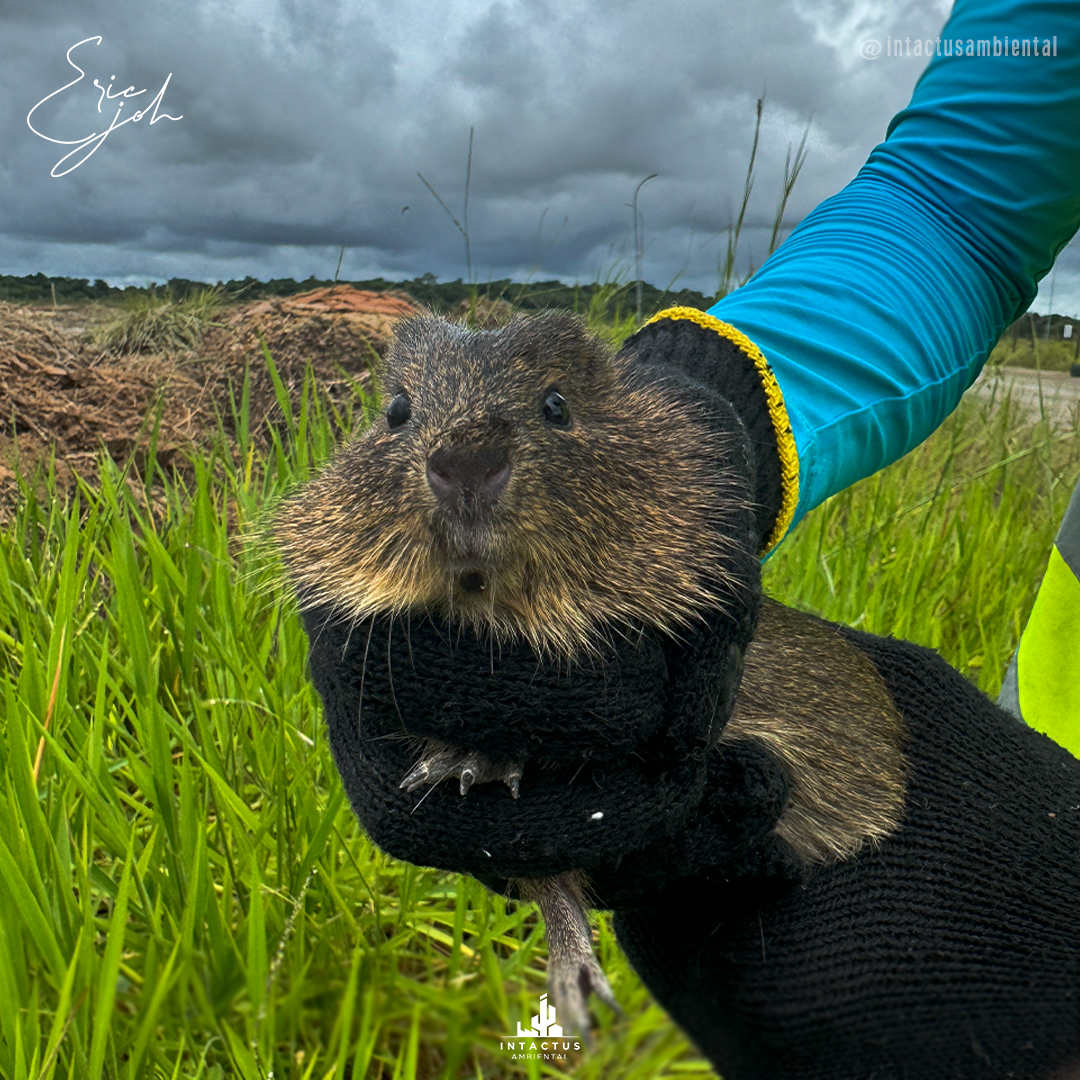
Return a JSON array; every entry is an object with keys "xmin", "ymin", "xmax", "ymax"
[
  {"xmin": 275, "ymin": 311, "xmax": 753, "ymax": 658},
  {"xmin": 724, "ymin": 599, "xmax": 908, "ymax": 863}
]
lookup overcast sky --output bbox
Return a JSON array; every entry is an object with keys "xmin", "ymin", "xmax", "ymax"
[{"xmin": 3, "ymin": 0, "xmax": 1078, "ymax": 316}]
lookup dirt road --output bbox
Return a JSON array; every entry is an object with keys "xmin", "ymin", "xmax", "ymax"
[{"xmin": 966, "ymin": 366, "xmax": 1080, "ymax": 426}]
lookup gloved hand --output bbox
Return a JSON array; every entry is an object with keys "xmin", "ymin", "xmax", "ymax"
[
  {"xmin": 293, "ymin": 306, "xmax": 1080, "ymax": 1080},
  {"xmin": 614, "ymin": 627, "xmax": 1080, "ymax": 1080},
  {"xmin": 304, "ymin": 598, "xmax": 802, "ymax": 903}
]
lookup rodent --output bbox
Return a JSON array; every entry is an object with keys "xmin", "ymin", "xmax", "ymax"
[
  {"xmin": 276, "ymin": 310, "xmax": 755, "ymax": 657},
  {"xmin": 279, "ymin": 310, "xmax": 1080, "ymax": 1077},
  {"xmin": 275, "ymin": 309, "xmax": 907, "ymax": 1034}
]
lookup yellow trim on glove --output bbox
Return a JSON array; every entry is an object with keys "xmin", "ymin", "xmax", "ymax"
[{"xmin": 644, "ymin": 306, "xmax": 799, "ymax": 552}]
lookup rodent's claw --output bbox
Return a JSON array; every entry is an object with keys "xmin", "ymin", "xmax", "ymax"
[
  {"xmin": 398, "ymin": 756, "xmax": 440, "ymax": 794},
  {"xmin": 549, "ymin": 948, "xmax": 622, "ymax": 1045},
  {"xmin": 458, "ymin": 765, "xmax": 477, "ymax": 796},
  {"xmin": 506, "ymin": 764, "xmax": 522, "ymax": 800},
  {"xmin": 401, "ymin": 739, "xmax": 525, "ymax": 798}
]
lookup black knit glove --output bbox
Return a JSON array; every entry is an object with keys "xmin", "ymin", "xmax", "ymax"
[
  {"xmin": 623, "ymin": 306, "xmax": 800, "ymax": 555},
  {"xmin": 618, "ymin": 314, "xmax": 1080, "ymax": 1078},
  {"xmin": 614, "ymin": 629, "xmax": 1080, "ymax": 1080},
  {"xmin": 304, "ymin": 599, "xmax": 802, "ymax": 903}
]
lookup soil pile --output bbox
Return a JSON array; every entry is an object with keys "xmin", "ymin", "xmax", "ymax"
[{"xmin": 199, "ymin": 288, "xmax": 416, "ymax": 431}]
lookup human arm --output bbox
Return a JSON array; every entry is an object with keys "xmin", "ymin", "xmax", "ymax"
[{"xmin": 632, "ymin": 0, "xmax": 1080, "ymax": 547}]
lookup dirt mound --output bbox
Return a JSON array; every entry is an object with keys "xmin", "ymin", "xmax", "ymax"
[
  {"xmin": 251, "ymin": 287, "xmax": 418, "ymax": 320},
  {"xmin": 199, "ymin": 287, "xmax": 418, "ymax": 431},
  {"xmin": 0, "ymin": 304, "xmax": 201, "ymax": 504},
  {"xmin": 0, "ymin": 286, "xmax": 420, "ymax": 512}
]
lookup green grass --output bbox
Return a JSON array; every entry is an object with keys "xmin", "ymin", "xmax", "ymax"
[
  {"xmin": 1, "ymin": 356, "xmax": 1078, "ymax": 1079},
  {"xmin": 988, "ymin": 331, "xmax": 1080, "ymax": 373},
  {"xmin": 88, "ymin": 287, "xmax": 227, "ymax": 355},
  {"xmin": 765, "ymin": 384, "xmax": 1080, "ymax": 697}
]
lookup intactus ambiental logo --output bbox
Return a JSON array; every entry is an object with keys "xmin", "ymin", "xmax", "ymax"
[
  {"xmin": 860, "ymin": 34, "xmax": 1059, "ymax": 60},
  {"xmin": 498, "ymin": 992, "xmax": 583, "ymax": 1063}
]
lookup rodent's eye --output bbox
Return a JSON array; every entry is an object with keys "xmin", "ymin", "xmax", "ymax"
[
  {"xmin": 541, "ymin": 388, "xmax": 571, "ymax": 428},
  {"xmin": 386, "ymin": 391, "xmax": 412, "ymax": 429}
]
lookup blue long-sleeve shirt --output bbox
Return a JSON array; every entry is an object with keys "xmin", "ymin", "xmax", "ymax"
[{"xmin": 710, "ymin": 0, "xmax": 1080, "ymax": 535}]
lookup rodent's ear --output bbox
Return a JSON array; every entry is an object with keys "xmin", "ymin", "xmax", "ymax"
[{"xmin": 501, "ymin": 310, "xmax": 613, "ymax": 372}]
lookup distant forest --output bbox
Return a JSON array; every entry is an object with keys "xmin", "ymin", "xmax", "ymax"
[
  {"xmin": 0, "ymin": 271, "xmax": 716, "ymax": 321},
  {"xmin": 2, "ymin": 271, "xmax": 1072, "ymax": 339}
]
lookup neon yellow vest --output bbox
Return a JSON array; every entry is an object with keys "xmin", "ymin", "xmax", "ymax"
[{"xmin": 1016, "ymin": 496, "xmax": 1080, "ymax": 755}]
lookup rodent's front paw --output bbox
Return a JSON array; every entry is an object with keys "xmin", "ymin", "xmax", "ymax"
[{"xmin": 399, "ymin": 739, "xmax": 524, "ymax": 798}]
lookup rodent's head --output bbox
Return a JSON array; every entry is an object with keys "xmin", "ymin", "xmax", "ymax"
[{"xmin": 276, "ymin": 310, "xmax": 757, "ymax": 657}]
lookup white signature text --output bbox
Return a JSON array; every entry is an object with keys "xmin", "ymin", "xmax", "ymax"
[{"xmin": 27, "ymin": 36, "xmax": 183, "ymax": 177}]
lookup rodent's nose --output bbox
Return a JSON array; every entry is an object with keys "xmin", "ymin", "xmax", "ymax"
[{"xmin": 426, "ymin": 445, "xmax": 511, "ymax": 506}]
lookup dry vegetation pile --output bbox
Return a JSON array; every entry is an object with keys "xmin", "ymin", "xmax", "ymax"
[
  {"xmin": 201, "ymin": 287, "xmax": 416, "ymax": 427},
  {"xmin": 0, "ymin": 302, "xmax": 204, "ymax": 504},
  {"xmin": 0, "ymin": 287, "xmax": 418, "ymax": 510}
]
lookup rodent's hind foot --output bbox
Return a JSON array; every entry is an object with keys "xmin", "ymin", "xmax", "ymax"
[
  {"xmin": 516, "ymin": 873, "xmax": 621, "ymax": 1043},
  {"xmin": 399, "ymin": 739, "xmax": 524, "ymax": 798}
]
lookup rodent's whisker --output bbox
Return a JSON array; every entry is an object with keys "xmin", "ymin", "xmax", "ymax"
[
  {"xmin": 408, "ymin": 777, "xmax": 443, "ymax": 814},
  {"xmin": 354, "ymin": 614, "xmax": 377, "ymax": 737},
  {"xmin": 565, "ymin": 758, "xmax": 589, "ymax": 788},
  {"xmin": 384, "ymin": 612, "xmax": 404, "ymax": 725}
]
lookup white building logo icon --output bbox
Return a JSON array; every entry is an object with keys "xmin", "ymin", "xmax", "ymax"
[
  {"xmin": 499, "ymin": 991, "xmax": 581, "ymax": 1059},
  {"xmin": 515, "ymin": 993, "xmax": 562, "ymax": 1037}
]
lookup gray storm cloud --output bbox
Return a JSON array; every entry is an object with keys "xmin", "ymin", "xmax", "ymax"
[{"xmin": 2, "ymin": 0, "xmax": 1076, "ymax": 312}]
